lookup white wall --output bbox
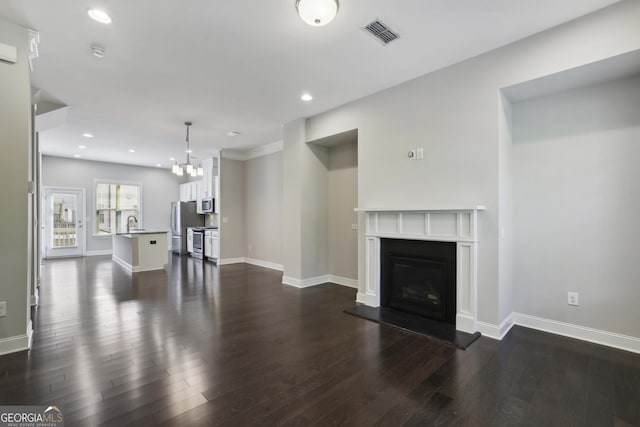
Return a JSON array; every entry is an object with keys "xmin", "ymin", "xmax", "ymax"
[
  {"xmin": 328, "ymin": 141, "xmax": 358, "ymax": 281},
  {"xmin": 41, "ymin": 155, "xmax": 182, "ymax": 253},
  {"xmin": 498, "ymin": 94, "xmax": 514, "ymax": 322},
  {"xmin": 219, "ymin": 157, "xmax": 245, "ymax": 260},
  {"xmin": 244, "ymin": 152, "xmax": 283, "ymax": 265},
  {"xmin": 0, "ymin": 18, "xmax": 31, "ymax": 348},
  {"xmin": 512, "ymin": 74, "xmax": 640, "ymax": 337},
  {"xmin": 294, "ymin": 1, "xmax": 640, "ymax": 326}
]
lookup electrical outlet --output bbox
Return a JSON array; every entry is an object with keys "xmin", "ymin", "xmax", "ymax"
[
  {"xmin": 222, "ymin": 217, "xmax": 229, "ymax": 223},
  {"xmin": 407, "ymin": 150, "xmax": 416, "ymax": 160},
  {"xmin": 416, "ymin": 148, "xmax": 424, "ymax": 160},
  {"xmin": 568, "ymin": 292, "xmax": 579, "ymax": 306},
  {"xmin": 0, "ymin": 301, "xmax": 6, "ymax": 317},
  {"xmin": 351, "ymin": 224, "xmax": 358, "ymax": 230}
]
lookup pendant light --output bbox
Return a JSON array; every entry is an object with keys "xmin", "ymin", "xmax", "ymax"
[
  {"xmin": 296, "ymin": 0, "xmax": 339, "ymax": 27},
  {"xmin": 172, "ymin": 122, "xmax": 195, "ymax": 177}
]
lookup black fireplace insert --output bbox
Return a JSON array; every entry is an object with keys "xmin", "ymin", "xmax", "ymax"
[{"xmin": 380, "ymin": 239, "xmax": 456, "ymax": 325}]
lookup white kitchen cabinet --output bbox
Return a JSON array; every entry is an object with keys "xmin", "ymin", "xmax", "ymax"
[
  {"xmin": 187, "ymin": 228, "xmax": 194, "ymax": 253},
  {"xmin": 204, "ymin": 230, "xmax": 213, "ymax": 258},
  {"xmin": 202, "ymin": 158, "xmax": 214, "ymax": 199},
  {"xmin": 195, "ymin": 181, "xmax": 204, "ymax": 213},
  {"xmin": 179, "ymin": 181, "xmax": 202, "ymax": 203},
  {"xmin": 179, "ymin": 183, "xmax": 189, "ymax": 202},
  {"xmin": 212, "ymin": 234, "xmax": 220, "ymax": 259}
]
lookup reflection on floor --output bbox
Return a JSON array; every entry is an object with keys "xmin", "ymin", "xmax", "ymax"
[{"xmin": 0, "ymin": 255, "xmax": 639, "ymax": 426}]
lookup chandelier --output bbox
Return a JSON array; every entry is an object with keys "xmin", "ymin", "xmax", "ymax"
[{"xmin": 172, "ymin": 122, "xmax": 203, "ymax": 177}]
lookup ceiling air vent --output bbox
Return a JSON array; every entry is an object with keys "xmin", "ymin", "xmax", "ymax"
[{"xmin": 363, "ymin": 19, "xmax": 399, "ymax": 45}]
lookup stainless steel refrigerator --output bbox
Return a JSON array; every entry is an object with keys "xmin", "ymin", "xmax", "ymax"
[{"xmin": 170, "ymin": 201, "xmax": 204, "ymax": 254}]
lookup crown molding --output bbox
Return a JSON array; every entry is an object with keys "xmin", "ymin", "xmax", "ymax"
[{"xmin": 221, "ymin": 140, "xmax": 283, "ymax": 162}]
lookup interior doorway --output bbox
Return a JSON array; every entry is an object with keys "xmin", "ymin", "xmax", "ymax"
[{"xmin": 43, "ymin": 187, "xmax": 85, "ymax": 258}]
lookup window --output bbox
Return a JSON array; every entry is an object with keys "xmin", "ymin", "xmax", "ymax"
[{"xmin": 95, "ymin": 182, "xmax": 141, "ymax": 235}]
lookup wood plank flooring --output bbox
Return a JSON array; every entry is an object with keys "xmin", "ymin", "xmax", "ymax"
[{"xmin": 1, "ymin": 255, "xmax": 639, "ymax": 426}]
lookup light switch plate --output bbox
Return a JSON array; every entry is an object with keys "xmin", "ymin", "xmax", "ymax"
[
  {"xmin": 351, "ymin": 224, "xmax": 358, "ymax": 230},
  {"xmin": 416, "ymin": 148, "xmax": 424, "ymax": 160},
  {"xmin": 0, "ymin": 301, "xmax": 6, "ymax": 317}
]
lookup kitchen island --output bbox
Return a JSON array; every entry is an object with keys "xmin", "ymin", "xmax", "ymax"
[{"xmin": 112, "ymin": 230, "xmax": 169, "ymax": 273}]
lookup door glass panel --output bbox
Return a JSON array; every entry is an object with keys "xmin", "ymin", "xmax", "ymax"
[{"xmin": 51, "ymin": 193, "xmax": 77, "ymax": 248}]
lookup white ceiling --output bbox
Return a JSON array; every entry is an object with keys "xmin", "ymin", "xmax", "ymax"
[{"xmin": 0, "ymin": 0, "xmax": 620, "ymax": 168}]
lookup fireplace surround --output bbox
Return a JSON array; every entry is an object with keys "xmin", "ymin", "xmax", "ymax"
[{"xmin": 355, "ymin": 206, "xmax": 484, "ymax": 334}]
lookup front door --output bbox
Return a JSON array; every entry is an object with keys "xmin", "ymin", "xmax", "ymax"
[{"xmin": 44, "ymin": 188, "xmax": 85, "ymax": 258}]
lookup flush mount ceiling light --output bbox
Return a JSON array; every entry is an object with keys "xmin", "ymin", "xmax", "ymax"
[
  {"xmin": 78, "ymin": 145, "xmax": 87, "ymax": 149},
  {"xmin": 226, "ymin": 131, "xmax": 240, "ymax": 137},
  {"xmin": 74, "ymin": 154, "xmax": 82, "ymax": 158},
  {"xmin": 295, "ymin": 0, "xmax": 338, "ymax": 27},
  {"xmin": 128, "ymin": 149, "xmax": 136, "ymax": 153},
  {"xmin": 301, "ymin": 93, "xmax": 313, "ymax": 101},
  {"xmin": 172, "ymin": 122, "xmax": 203, "ymax": 177},
  {"xmin": 82, "ymin": 133, "xmax": 93, "ymax": 138},
  {"xmin": 87, "ymin": 9, "xmax": 112, "ymax": 24}
]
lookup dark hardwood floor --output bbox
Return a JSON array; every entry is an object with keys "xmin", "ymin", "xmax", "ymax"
[{"xmin": 1, "ymin": 255, "xmax": 639, "ymax": 426}]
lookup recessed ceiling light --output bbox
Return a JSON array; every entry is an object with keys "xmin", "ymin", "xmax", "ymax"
[
  {"xmin": 155, "ymin": 163, "xmax": 162, "ymax": 167},
  {"xmin": 78, "ymin": 145, "xmax": 87, "ymax": 149},
  {"xmin": 226, "ymin": 131, "xmax": 240, "ymax": 137},
  {"xmin": 82, "ymin": 133, "xmax": 93, "ymax": 138},
  {"xmin": 74, "ymin": 154, "xmax": 82, "ymax": 158},
  {"xmin": 169, "ymin": 157, "xmax": 175, "ymax": 161},
  {"xmin": 128, "ymin": 149, "xmax": 136, "ymax": 153},
  {"xmin": 301, "ymin": 93, "xmax": 313, "ymax": 101},
  {"xmin": 87, "ymin": 9, "xmax": 112, "ymax": 24},
  {"xmin": 185, "ymin": 149, "xmax": 193, "ymax": 154}
]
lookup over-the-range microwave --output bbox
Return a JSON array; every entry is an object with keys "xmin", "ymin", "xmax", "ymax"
[{"xmin": 201, "ymin": 198, "xmax": 214, "ymax": 213}]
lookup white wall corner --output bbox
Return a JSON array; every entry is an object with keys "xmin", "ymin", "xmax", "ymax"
[
  {"xmin": 283, "ymin": 275, "xmax": 329, "ymax": 288},
  {"xmin": 476, "ymin": 312, "xmax": 515, "ymax": 340},
  {"xmin": 221, "ymin": 150, "xmax": 248, "ymax": 161},
  {"xmin": 246, "ymin": 140, "xmax": 283, "ymax": 160},
  {"xmin": 513, "ymin": 313, "xmax": 640, "ymax": 355},
  {"xmin": 327, "ymin": 275, "xmax": 358, "ymax": 289}
]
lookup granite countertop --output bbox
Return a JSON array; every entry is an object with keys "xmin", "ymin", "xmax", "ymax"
[{"xmin": 114, "ymin": 229, "xmax": 169, "ymax": 237}]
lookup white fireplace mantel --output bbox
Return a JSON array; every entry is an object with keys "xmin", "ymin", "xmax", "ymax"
[{"xmin": 356, "ymin": 206, "xmax": 484, "ymax": 334}]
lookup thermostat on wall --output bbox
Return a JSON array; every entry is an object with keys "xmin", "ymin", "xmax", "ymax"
[{"xmin": 0, "ymin": 42, "xmax": 17, "ymax": 64}]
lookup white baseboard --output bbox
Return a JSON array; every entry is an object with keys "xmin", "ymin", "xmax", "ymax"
[
  {"xmin": 84, "ymin": 250, "xmax": 113, "ymax": 257},
  {"xmin": 327, "ymin": 275, "xmax": 358, "ymax": 289},
  {"xmin": 356, "ymin": 292, "xmax": 378, "ymax": 306},
  {"xmin": 244, "ymin": 257, "xmax": 283, "ymax": 271},
  {"xmin": 112, "ymin": 255, "xmax": 133, "ymax": 273},
  {"xmin": 218, "ymin": 257, "xmax": 245, "ymax": 266},
  {"xmin": 283, "ymin": 274, "xmax": 358, "ymax": 289},
  {"xmin": 477, "ymin": 313, "xmax": 515, "ymax": 340},
  {"xmin": 512, "ymin": 312, "xmax": 640, "ymax": 354},
  {"xmin": 283, "ymin": 275, "xmax": 329, "ymax": 288},
  {"xmin": 30, "ymin": 288, "xmax": 39, "ymax": 307},
  {"xmin": 0, "ymin": 328, "xmax": 31, "ymax": 356}
]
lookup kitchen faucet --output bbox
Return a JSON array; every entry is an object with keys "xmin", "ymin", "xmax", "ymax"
[{"xmin": 127, "ymin": 215, "xmax": 138, "ymax": 232}]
